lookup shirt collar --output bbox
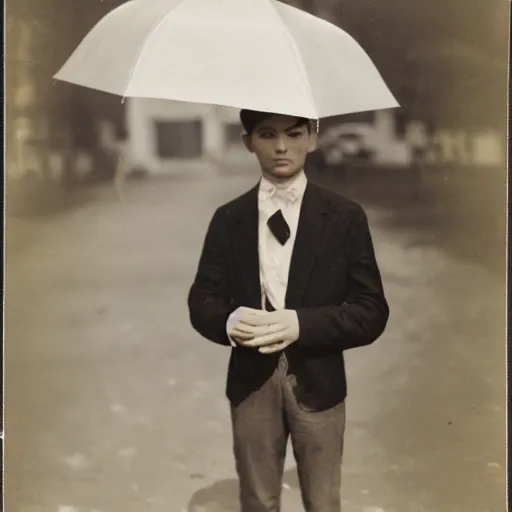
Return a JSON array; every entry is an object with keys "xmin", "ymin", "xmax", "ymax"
[{"xmin": 258, "ymin": 170, "xmax": 307, "ymax": 204}]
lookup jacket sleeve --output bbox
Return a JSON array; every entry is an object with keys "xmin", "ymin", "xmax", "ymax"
[
  {"xmin": 187, "ymin": 208, "xmax": 238, "ymax": 346},
  {"xmin": 296, "ymin": 205, "xmax": 389, "ymax": 352}
]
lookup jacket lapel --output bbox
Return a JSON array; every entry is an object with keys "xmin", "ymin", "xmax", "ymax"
[
  {"xmin": 228, "ymin": 185, "xmax": 262, "ymax": 308},
  {"xmin": 285, "ymin": 184, "xmax": 329, "ymax": 308}
]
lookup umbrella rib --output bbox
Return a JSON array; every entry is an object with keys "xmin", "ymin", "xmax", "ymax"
[
  {"xmin": 267, "ymin": 1, "xmax": 317, "ymax": 119},
  {"xmin": 122, "ymin": 0, "xmax": 188, "ymax": 100}
]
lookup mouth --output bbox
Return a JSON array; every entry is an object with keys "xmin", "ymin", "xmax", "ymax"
[{"xmin": 274, "ymin": 159, "xmax": 292, "ymax": 167}]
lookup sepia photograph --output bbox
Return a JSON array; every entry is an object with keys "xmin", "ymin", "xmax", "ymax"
[{"xmin": 5, "ymin": 0, "xmax": 508, "ymax": 511}]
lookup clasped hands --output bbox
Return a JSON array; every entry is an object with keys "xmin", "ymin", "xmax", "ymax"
[{"xmin": 227, "ymin": 307, "xmax": 299, "ymax": 354}]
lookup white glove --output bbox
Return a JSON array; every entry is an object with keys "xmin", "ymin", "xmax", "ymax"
[
  {"xmin": 226, "ymin": 307, "xmax": 274, "ymax": 347},
  {"xmin": 239, "ymin": 309, "xmax": 300, "ymax": 354}
]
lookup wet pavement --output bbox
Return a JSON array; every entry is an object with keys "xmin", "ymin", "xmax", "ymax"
[{"xmin": 5, "ymin": 170, "xmax": 506, "ymax": 512}]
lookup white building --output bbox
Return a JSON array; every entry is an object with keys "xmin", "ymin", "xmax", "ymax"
[{"xmin": 126, "ymin": 99, "xmax": 249, "ymax": 175}]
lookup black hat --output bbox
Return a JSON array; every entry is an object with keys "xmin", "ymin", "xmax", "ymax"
[{"xmin": 239, "ymin": 109, "xmax": 311, "ymax": 135}]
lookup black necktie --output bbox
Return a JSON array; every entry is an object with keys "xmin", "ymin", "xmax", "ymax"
[{"xmin": 267, "ymin": 209, "xmax": 290, "ymax": 245}]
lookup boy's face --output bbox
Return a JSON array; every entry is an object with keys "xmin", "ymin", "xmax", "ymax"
[{"xmin": 242, "ymin": 115, "xmax": 317, "ymax": 181}]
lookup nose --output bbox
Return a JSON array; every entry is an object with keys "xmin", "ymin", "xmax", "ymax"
[{"xmin": 275, "ymin": 136, "xmax": 287, "ymax": 154}]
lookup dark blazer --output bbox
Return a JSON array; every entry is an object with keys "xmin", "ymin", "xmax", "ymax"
[{"xmin": 187, "ymin": 181, "xmax": 389, "ymax": 411}]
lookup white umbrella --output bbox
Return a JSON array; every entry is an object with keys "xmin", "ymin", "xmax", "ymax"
[{"xmin": 54, "ymin": 0, "xmax": 399, "ymax": 119}]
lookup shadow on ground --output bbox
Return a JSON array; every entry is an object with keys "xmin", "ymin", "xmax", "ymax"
[{"xmin": 188, "ymin": 469, "xmax": 300, "ymax": 512}]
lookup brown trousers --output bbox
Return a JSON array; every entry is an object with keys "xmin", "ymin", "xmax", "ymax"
[{"xmin": 230, "ymin": 355, "xmax": 346, "ymax": 512}]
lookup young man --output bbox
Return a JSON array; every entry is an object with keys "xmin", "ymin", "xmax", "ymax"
[{"xmin": 187, "ymin": 109, "xmax": 389, "ymax": 512}]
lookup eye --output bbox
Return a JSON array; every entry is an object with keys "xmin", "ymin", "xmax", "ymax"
[
  {"xmin": 259, "ymin": 131, "xmax": 276, "ymax": 139},
  {"xmin": 287, "ymin": 132, "xmax": 303, "ymax": 138}
]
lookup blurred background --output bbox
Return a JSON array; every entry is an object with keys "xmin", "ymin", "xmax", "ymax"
[{"xmin": 5, "ymin": 1, "xmax": 509, "ymax": 511}]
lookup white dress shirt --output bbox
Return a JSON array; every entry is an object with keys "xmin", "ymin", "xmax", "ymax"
[
  {"xmin": 226, "ymin": 170, "xmax": 307, "ymax": 345},
  {"xmin": 258, "ymin": 170, "xmax": 307, "ymax": 310}
]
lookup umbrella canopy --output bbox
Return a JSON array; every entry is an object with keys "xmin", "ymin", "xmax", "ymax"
[{"xmin": 54, "ymin": 0, "xmax": 399, "ymax": 119}]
